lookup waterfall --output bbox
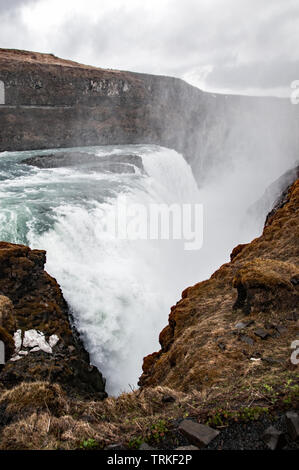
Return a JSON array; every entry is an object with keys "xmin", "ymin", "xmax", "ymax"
[{"xmin": 0, "ymin": 143, "xmax": 297, "ymax": 394}]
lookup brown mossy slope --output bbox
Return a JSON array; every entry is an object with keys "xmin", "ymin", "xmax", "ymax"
[
  {"xmin": 0, "ymin": 242, "xmax": 72, "ymax": 338},
  {"xmin": 0, "ymin": 49, "xmax": 103, "ymax": 69},
  {"xmin": 0, "ymin": 182, "xmax": 298, "ymax": 450},
  {"xmin": 139, "ymin": 179, "xmax": 299, "ymax": 393}
]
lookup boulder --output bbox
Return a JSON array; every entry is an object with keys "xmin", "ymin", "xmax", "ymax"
[
  {"xmin": 139, "ymin": 443, "xmax": 156, "ymax": 450},
  {"xmin": 178, "ymin": 420, "xmax": 219, "ymax": 448},
  {"xmin": 175, "ymin": 445, "xmax": 199, "ymax": 451},
  {"xmin": 233, "ymin": 259, "xmax": 299, "ymax": 316},
  {"xmin": 285, "ymin": 411, "xmax": 299, "ymax": 441},
  {"xmin": 235, "ymin": 320, "xmax": 253, "ymax": 329},
  {"xmin": 262, "ymin": 426, "xmax": 286, "ymax": 450},
  {"xmin": 240, "ymin": 335, "xmax": 254, "ymax": 346},
  {"xmin": 254, "ymin": 329, "xmax": 270, "ymax": 340}
]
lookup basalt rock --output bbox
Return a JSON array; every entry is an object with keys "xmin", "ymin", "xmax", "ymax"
[
  {"xmin": 0, "ymin": 242, "xmax": 107, "ymax": 399},
  {"xmin": 22, "ymin": 151, "xmax": 144, "ymax": 173},
  {"xmin": 178, "ymin": 420, "xmax": 219, "ymax": 448},
  {"xmin": 254, "ymin": 328, "xmax": 270, "ymax": 340},
  {"xmin": 262, "ymin": 426, "xmax": 286, "ymax": 450}
]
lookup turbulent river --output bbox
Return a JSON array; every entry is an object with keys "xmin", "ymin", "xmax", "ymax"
[{"xmin": 0, "ymin": 144, "xmax": 295, "ymax": 394}]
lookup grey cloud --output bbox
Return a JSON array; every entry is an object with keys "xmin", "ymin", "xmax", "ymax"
[
  {"xmin": 207, "ymin": 60, "xmax": 299, "ymax": 90},
  {"xmin": 0, "ymin": 0, "xmax": 37, "ymax": 13},
  {"xmin": 0, "ymin": 0, "xmax": 298, "ymax": 95}
]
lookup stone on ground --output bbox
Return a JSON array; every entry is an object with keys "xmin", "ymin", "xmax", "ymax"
[
  {"xmin": 262, "ymin": 426, "xmax": 286, "ymax": 450},
  {"xmin": 286, "ymin": 411, "xmax": 299, "ymax": 441},
  {"xmin": 178, "ymin": 420, "xmax": 219, "ymax": 448},
  {"xmin": 139, "ymin": 443, "xmax": 156, "ymax": 450},
  {"xmin": 175, "ymin": 445, "xmax": 199, "ymax": 450}
]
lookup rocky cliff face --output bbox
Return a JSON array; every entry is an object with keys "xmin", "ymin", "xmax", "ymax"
[
  {"xmin": 0, "ymin": 49, "xmax": 298, "ymax": 450},
  {"xmin": 1, "ymin": 49, "xmax": 298, "ymax": 181},
  {"xmin": 0, "ymin": 242, "xmax": 107, "ymax": 399},
  {"xmin": 139, "ymin": 175, "xmax": 299, "ymax": 392}
]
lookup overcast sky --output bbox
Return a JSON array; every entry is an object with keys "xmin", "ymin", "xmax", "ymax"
[{"xmin": 0, "ymin": 0, "xmax": 298, "ymax": 96}]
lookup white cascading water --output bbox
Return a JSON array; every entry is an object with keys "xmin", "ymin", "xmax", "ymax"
[
  {"xmin": 0, "ymin": 143, "xmax": 297, "ymax": 394},
  {"xmin": 28, "ymin": 147, "xmax": 202, "ymax": 394}
]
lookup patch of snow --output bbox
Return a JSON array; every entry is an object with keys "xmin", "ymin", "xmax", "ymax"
[
  {"xmin": 49, "ymin": 334, "xmax": 59, "ymax": 348},
  {"xmin": 12, "ymin": 329, "xmax": 60, "ymax": 360},
  {"xmin": 18, "ymin": 350, "xmax": 28, "ymax": 356},
  {"xmin": 23, "ymin": 329, "xmax": 53, "ymax": 353},
  {"xmin": 10, "ymin": 354, "xmax": 22, "ymax": 362}
]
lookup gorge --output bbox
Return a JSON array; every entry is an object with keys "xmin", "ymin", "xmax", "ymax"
[
  {"xmin": 0, "ymin": 49, "xmax": 298, "ymax": 450},
  {"xmin": 0, "ymin": 48, "xmax": 299, "ymax": 182}
]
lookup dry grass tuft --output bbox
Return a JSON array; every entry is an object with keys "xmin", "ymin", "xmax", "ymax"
[
  {"xmin": 0, "ymin": 381, "xmax": 68, "ymax": 418},
  {"xmin": 0, "ymin": 383, "xmax": 202, "ymax": 449},
  {"xmin": 0, "ymin": 412, "xmax": 57, "ymax": 450}
]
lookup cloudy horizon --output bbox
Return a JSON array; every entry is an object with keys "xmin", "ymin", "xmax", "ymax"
[{"xmin": 0, "ymin": 0, "xmax": 298, "ymax": 96}]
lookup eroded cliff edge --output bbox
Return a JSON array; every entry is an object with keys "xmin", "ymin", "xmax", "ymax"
[
  {"xmin": 139, "ymin": 174, "xmax": 299, "ymax": 393},
  {"xmin": 1, "ymin": 49, "xmax": 298, "ymax": 181}
]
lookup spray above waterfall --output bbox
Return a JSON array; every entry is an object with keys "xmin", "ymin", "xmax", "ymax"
[{"xmin": 0, "ymin": 143, "xmax": 298, "ymax": 394}]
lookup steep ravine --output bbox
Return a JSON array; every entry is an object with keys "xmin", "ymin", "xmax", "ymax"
[
  {"xmin": 0, "ymin": 171, "xmax": 298, "ymax": 450},
  {"xmin": 0, "ymin": 48, "xmax": 298, "ymax": 450}
]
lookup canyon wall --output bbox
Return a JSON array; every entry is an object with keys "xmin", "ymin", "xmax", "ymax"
[{"xmin": 0, "ymin": 49, "xmax": 298, "ymax": 180}]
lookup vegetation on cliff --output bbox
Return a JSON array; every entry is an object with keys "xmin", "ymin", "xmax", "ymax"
[
  {"xmin": 139, "ymin": 179, "xmax": 299, "ymax": 395},
  {"xmin": 0, "ymin": 173, "xmax": 298, "ymax": 450},
  {"xmin": 0, "ymin": 242, "xmax": 106, "ymax": 399}
]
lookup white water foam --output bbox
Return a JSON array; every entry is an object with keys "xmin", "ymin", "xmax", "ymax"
[
  {"xmin": 1, "ymin": 143, "xmax": 297, "ymax": 395},
  {"xmin": 27, "ymin": 147, "xmax": 202, "ymax": 394}
]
